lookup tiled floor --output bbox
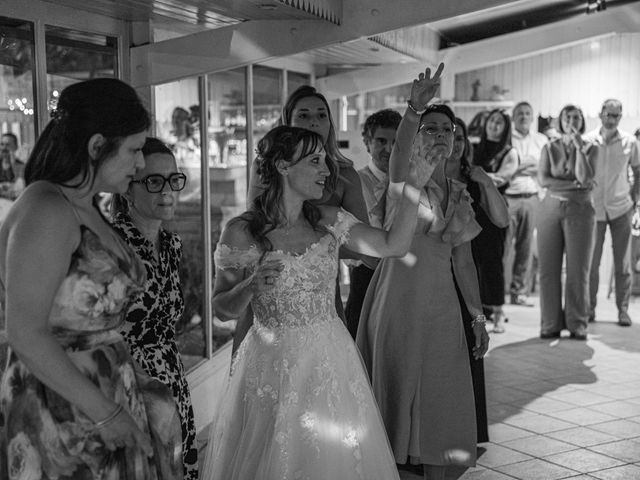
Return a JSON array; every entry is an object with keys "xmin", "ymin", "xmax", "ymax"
[{"xmin": 400, "ymin": 291, "xmax": 640, "ymax": 480}]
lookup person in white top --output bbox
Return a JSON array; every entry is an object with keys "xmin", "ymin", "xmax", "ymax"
[
  {"xmin": 345, "ymin": 109, "xmax": 401, "ymax": 338},
  {"xmin": 504, "ymin": 102, "xmax": 548, "ymax": 307},
  {"xmin": 584, "ymin": 99, "xmax": 640, "ymax": 327}
]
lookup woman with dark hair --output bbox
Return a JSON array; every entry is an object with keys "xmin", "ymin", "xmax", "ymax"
[
  {"xmin": 471, "ymin": 109, "xmax": 519, "ymax": 333},
  {"xmin": 202, "ymin": 124, "xmax": 429, "ymax": 480},
  {"xmin": 0, "ymin": 79, "xmax": 183, "ymax": 478},
  {"xmin": 446, "ymin": 117, "xmax": 509, "ymax": 445},
  {"xmin": 358, "ymin": 67, "xmax": 489, "ymax": 480},
  {"xmin": 111, "ymin": 137, "xmax": 198, "ymax": 479},
  {"xmin": 537, "ymin": 105, "xmax": 595, "ymax": 340}
]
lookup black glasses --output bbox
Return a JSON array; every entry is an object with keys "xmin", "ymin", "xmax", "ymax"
[{"xmin": 131, "ymin": 173, "xmax": 187, "ymax": 193}]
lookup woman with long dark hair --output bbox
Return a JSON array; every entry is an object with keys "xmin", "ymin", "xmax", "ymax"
[
  {"xmin": 446, "ymin": 117, "xmax": 509, "ymax": 445},
  {"xmin": 202, "ymin": 125, "xmax": 429, "ymax": 479},
  {"xmin": 0, "ymin": 79, "xmax": 183, "ymax": 479},
  {"xmin": 471, "ymin": 109, "xmax": 519, "ymax": 333}
]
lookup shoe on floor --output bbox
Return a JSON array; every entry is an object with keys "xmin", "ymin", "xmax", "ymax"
[
  {"xmin": 618, "ymin": 311, "xmax": 632, "ymax": 327},
  {"xmin": 588, "ymin": 313, "xmax": 595, "ymax": 323},
  {"xmin": 569, "ymin": 332, "xmax": 587, "ymax": 340},
  {"xmin": 540, "ymin": 331, "xmax": 561, "ymax": 339},
  {"xmin": 511, "ymin": 294, "xmax": 534, "ymax": 307}
]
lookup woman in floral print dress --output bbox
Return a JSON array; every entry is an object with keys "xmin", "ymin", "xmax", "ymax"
[
  {"xmin": 112, "ymin": 137, "xmax": 198, "ymax": 479},
  {"xmin": 0, "ymin": 79, "xmax": 183, "ymax": 480}
]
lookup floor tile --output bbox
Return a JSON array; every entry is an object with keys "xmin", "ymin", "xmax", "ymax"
[
  {"xmin": 587, "ymin": 400, "xmax": 640, "ymax": 419},
  {"xmin": 502, "ymin": 435, "xmax": 578, "ymax": 457},
  {"xmin": 547, "ymin": 407, "xmax": 617, "ymax": 426},
  {"xmin": 544, "ymin": 449, "xmax": 625, "ymax": 473},
  {"xmin": 495, "ymin": 458, "xmax": 579, "ymax": 480},
  {"xmin": 488, "ymin": 423, "xmax": 535, "ymax": 443},
  {"xmin": 589, "ymin": 419, "xmax": 640, "ymax": 439},
  {"xmin": 589, "ymin": 464, "xmax": 640, "ymax": 479},
  {"xmin": 503, "ymin": 413, "xmax": 576, "ymax": 434},
  {"xmin": 544, "ymin": 426, "xmax": 620, "ymax": 448},
  {"xmin": 587, "ymin": 438, "xmax": 640, "ymax": 463},
  {"xmin": 476, "ymin": 443, "xmax": 533, "ymax": 468}
]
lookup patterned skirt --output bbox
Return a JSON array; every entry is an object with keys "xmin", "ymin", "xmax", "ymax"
[{"xmin": 0, "ymin": 330, "xmax": 183, "ymax": 480}]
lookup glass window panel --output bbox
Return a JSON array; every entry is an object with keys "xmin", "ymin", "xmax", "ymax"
[
  {"xmin": 287, "ymin": 70, "xmax": 311, "ymax": 96},
  {"xmin": 206, "ymin": 68, "xmax": 247, "ymax": 352},
  {"xmin": 155, "ymin": 78, "xmax": 208, "ymax": 369},
  {"xmin": 0, "ymin": 15, "xmax": 36, "ymax": 372},
  {"xmin": 253, "ymin": 65, "xmax": 282, "ymax": 150},
  {"xmin": 44, "ymin": 25, "xmax": 117, "ymax": 113}
]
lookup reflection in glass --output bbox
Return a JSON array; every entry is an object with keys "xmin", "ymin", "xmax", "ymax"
[
  {"xmin": 287, "ymin": 70, "xmax": 311, "ymax": 97},
  {"xmin": 45, "ymin": 26, "xmax": 117, "ymax": 114},
  {"xmin": 253, "ymin": 66, "xmax": 282, "ymax": 154}
]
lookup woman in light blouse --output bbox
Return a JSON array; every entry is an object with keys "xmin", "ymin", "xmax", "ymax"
[{"xmin": 537, "ymin": 104, "xmax": 596, "ymax": 340}]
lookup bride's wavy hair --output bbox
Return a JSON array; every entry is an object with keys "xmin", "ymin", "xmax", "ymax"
[{"xmin": 237, "ymin": 126, "xmax": 335, "ymax": 253}]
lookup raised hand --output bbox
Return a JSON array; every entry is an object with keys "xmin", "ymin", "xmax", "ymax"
[
  {"xmin": 409, "ymin": 63, "xmax": 445, "ymax": 112},
  {"xmin": 569, "ymin": 125, "xmax": 584, "ymax": 149}
]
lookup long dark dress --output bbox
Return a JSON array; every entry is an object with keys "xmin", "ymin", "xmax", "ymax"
[
  {"xmin": 452, "ymin": 266, "xmax": 489, "ymax": 443},
  {"xmin": 113, "ymin": 212, "xmax": 198, "ymax": 480},
  {"xmin": 0, "ymin": 225, "xmax": 183, "ymax": 479},
  {"xmin": 471, "ymin": 144, "xmax": 512, "ymax": 308}
]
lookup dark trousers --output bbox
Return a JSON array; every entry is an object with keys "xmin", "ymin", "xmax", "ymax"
[
  {"xmin": 505, "ymin": 194, "xmax": 538, "ymax": 296},
  {"xmin": 345, "ymin": 264, "xmax": 376, "ymax": 339}
]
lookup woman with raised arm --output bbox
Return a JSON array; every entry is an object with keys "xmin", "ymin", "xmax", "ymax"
[
  {"xmin": 202, "ymin": 124, "xmax": 430, "ymax": 480},
  {"xmin": 537, "ymin": 104, "xmax": 595, "ymax": 340},
  {"xmin": 0, "ymin": 79, "xmax": 183, "ymax": 479},
  {"xmin": 357, "ymin": 66, "xmax": 489, "ymax": 480}
]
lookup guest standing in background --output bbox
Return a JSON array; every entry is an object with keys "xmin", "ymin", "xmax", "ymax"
[
  {"xmin": 0, "ymin": 132, "xmax": 25, "ymax": 202},
  {"xmin": 537, "ymin": 105, "xmax": 596, "ymax": 340},
  {"xmin": 585, "ymin": 99, "xmax": 640, "ymax": 326},
  {"xmin": 471, "ymin": 109, "xmax": 519, "ymax": 333},
  {"xmin": 446, "ymin": 117, "xmax": 509, "ymax": 443},
  {"xmin": 112, "ymin": 137, "xmax": 198, "ymax": 479},
  {"xmin": 505, "ymin": 102, "xmax": 548, "ymax": 307},
  {"xmin": 345, "ymin": 108, "xmax": 401, "ymax": 339}
]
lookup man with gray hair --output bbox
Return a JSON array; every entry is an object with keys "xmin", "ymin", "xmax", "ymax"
[
  {"xmin": 585, "ymin": 99, "xmax": 640, "ymax": 326},
  {"xmin": 505, "ymin": 101, "xmax": 548, "ymax": 306}
]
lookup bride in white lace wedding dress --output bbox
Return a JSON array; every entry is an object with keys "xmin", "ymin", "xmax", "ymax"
[{"xmin": 201, "ymin": 122, "xmax": 431, "ymax": 480}]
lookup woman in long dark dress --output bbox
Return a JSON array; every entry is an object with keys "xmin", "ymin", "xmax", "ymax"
[
  {"xmin": 446, "ymin": 117, "xmax": 510, "ymax": 443},
  {"xmin": 471, "ymin": 109, "xmax": 518, "ymax": 333}
]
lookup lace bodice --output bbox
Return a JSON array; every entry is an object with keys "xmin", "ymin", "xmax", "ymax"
[{"xmin": 215, "ymin": 209, "xmax": 358, "ymax": 330}]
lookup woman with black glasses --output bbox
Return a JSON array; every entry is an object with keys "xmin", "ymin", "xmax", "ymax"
[{"xmin": 111, "ymin": 137, "xmax": 198, "ymax": 480}]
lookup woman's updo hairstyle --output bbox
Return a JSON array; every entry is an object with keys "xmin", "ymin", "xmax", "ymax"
[
  {"xmin": 25, "ymin": 78, "xmax": 150, "ymax": 187},
  {"xmin": 239, "ymin": 125, "xmax": 329, "ymax": 253}
]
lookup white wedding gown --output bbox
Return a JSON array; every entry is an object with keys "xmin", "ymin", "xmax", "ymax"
[{"xmin": 202, "ymin": 210, "xmax": 400, "ymax": 480}]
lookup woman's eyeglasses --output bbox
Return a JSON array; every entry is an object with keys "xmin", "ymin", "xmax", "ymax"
[
  {"xmin": 418, "ymin": 124, "xmax": 456, "ymax": 136},
  {"xmin": 131, "ymin": 173, "xmax": 187, "ymax": 193}
]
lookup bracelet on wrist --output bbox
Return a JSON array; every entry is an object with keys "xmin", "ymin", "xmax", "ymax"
[
  {"xmin": 94, "ymin": 404, "xmax": 124, "ymax": 429},
  {"xmin": 471, "ymin": 314, "xmax": 487, "ymax": 328},
  {"xmin": 407, "ymin": 100, "xmax": 427, "ymax": 116}
]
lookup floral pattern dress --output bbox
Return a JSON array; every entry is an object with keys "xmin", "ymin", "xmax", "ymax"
[
  {"xmin": 201, "ymin": 209, "xmax": 400, "ymax": 480},
  {"xmin": 0, "ymin": 226, "xmax": 184, "ymax": 480},
  {"xmin": 112, "ymin": 212, "xmax": 198, "ymax": 480}
]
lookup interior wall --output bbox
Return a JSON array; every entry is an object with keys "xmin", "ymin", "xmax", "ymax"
[{"xmin": 454, "ymin": 33, "xmax": 640, "ymax": 133}]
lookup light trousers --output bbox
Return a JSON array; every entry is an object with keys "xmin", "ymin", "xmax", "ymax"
[{"xmin": 537, "ymin": 194, "xmax": 595, "ymax": 335}]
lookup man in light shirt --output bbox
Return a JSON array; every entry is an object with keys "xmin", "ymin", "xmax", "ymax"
[
  {"xmin": 505, "ymin": 102, "xmax": 548, "ymax": 306},
  {"xmin": 585, "ymin": 99, "xmax": 640, "ymax": 327},
  {"xmin": 345, "ymin": 109, "xmax": 401, "ymax": 339}
]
